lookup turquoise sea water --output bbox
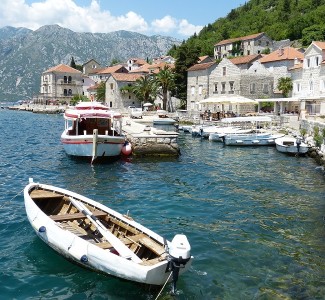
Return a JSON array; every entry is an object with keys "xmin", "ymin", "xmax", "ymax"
[{"xmin": 0, "ymin": 109, "xmax": 325, "ymax": 300}]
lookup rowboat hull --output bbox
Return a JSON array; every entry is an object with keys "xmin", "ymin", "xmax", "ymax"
[
  {"xmin": 275, "ymin": 136, "xmax": 309, "ymax": 155},
  {"xmin": 24, "ymin": 181, "xmax": 192, "ymax": 286}
]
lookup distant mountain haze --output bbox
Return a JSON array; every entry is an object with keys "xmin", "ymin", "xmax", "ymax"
[{"xmin": 0, "ymin": 25, "xmax": 180, "ymax": 101}]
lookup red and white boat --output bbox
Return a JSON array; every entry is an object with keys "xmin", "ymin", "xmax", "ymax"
[{"xmin": 61, "ymin": 102, "xmax": 126, "ymax": 162}]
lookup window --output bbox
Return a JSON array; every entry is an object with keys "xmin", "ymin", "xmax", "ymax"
[
  {"xmin": 266, "ymin": 41, "xmax": 269, "ymax": 46},
  {"xmin": 250, "ymin": 83, "xmax": 255, "ymax": 94},
  {"xmin": 110, "ymin": 83, "xmax": 114, "ymax": 90},
  {"xmin": 316, "ymin": 56, "xmax": 319, "ymax": 66},
  {"xmin": 307, "ymin": 58, "xmax": 310, "ymax": 68},
  {"xmin": 222, "ymin": 67, "xmax": 226, "ymax": 76},
  {"xmin": 309, "ymin": 80, "xmax": 313, "ymax": 92},
  {"xmin": 247, "ymin": 50, "xmax": 250, "ymax": 55},
  {"xmin": 68, "ymin": 76, "xmax": 72, "ymax": 83},
  {"xmin": 64, "ymin": 89, "xmax": 67, "ymax": 96},
  {"xmin": 191, "ymin": 86, "xmax": 195, "ymax": 95},
  {"xmin": 263, "ymin": 84, "xmax": 269, "ymax": 94},
  {"xmin": 196, "ymin": 76, "xmax": 198, "ymax": 84},
  {"xmin": 214, "ymin": 83, "xmax": 218, "ymax": 94},
  {"xmin": 229, "ymin": 81, "xmax": 234, "ymax": 94},
  {"xmin": 64, "ymin": 76, "xmax": 67, "ymax": 83},
  {"xmin": 68, "ymin": 89, "xmax": 72, "ymax": 96},
  {"xmin": 199, "ymin": 85, "xmax": 203, "ymax": 95},
  {"xmin": 221, "ymin": 82, "xmax": 226, "ymax": 94}
]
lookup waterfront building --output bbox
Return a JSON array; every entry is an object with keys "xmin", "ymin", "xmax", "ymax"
[
  {"xmin": 291, "ymin": 41, "xmax": 325, "ymax": 115},
  {"xmin": 38, "ymin": 64, "xmax": 83, "ymax": 104}
]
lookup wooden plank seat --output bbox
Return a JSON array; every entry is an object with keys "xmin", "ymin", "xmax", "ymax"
[
  {"xmin": 30, "ymin": 189, "xmax": 64, "ymax": 200},
  {"xmin": 50, "ymin": 210, "xmax": 107, "ymax": 221}
]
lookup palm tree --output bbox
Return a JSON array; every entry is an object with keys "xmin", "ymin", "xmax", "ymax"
[
  {"xmin": 96, "ymin": 82, "xmax": 106, "ymax": 101},
  {"xmin": 277, "ymin": 77, "xmax": 293, "ymax": 98},
  {"xmin": 122, "ymin": 75, "xmax": 158, "ymax": 105},
  {"xmin": 155, "ymin": 65, "xmax": 175, "ymax": 111}
]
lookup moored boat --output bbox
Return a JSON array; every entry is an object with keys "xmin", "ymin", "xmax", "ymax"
[
  {"xmin": 275, "ymin": 136, "xmax": 310, "ymax": 155},
  {"xmin": 61, "ymin": 102, "xmax": 126, "ymax": 162},
  {"xmin": 223, "ymin": 132, "xmax": 285, "ymax": 146},
  {"xmin": 24, "ymin": 179, "xmax": 192, "ymax": 291},
  {"xmin": 153, "ymin": 110, "xmax": 177, "ymax": 125}
]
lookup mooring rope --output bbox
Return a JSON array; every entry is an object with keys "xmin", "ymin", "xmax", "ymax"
[
  {"xmin": 154, "ymin": 271, "xmax": 172, "ymax": 300},
  {"xmin": 0, "ymin": 188, "xmax": 24, "ymax": 209}
]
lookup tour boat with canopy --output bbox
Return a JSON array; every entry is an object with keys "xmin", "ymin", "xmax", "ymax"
[{"xmin": 61, "ymin": 102, "xmax": 126, "ymax": 162}]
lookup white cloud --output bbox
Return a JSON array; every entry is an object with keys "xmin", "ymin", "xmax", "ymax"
[
  {"xmin": 0, "ymin": 0, "xmax": 201, "ymax": 38},
  {"xmin": 178, "ymin": 19, "xmax": 203, "ymax": 36},
  {"xmin": 151, "ymin": 15, "xmax": 177, "ymax": 33}
]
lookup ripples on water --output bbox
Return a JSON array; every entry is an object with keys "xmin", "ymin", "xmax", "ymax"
[{"xmin": 0, "ymin": 110, "xmax": 325, "ymax": 299}]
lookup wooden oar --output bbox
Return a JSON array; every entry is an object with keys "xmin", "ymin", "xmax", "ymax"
[{"xmin": 69, "ymin": 197, "xmax": 142, "ymax": 263}]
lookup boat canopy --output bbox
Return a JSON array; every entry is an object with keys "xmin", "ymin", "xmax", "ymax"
[
  {"xmin": 64, "ymin": 102, "xmax": 122, "ymax": 120},
  {"xmin": 64, "ymin": 109, "xmax": 122, "ymax": 120},
  {"xmin": 221, "ymin": 116, "xmax": 272, "ymax": 123}
]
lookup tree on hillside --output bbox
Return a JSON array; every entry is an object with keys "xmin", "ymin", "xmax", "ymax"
[
  {"xmin": 277, "ymin": 77, "xmax": 293, "ymax": 98},
  {"xmin": 70, "ymin": 56, "xmax": 77, "ymax": 69},
  {"xmin": 155, "ymin": 65, "xmax": 175, "ymax": 111},
  {"xmin": 173, "ymin": 42, "xmax": 200, "ymax": 108},
  {"xmin": 70, "ymin": 56, "xmax": 83, "ymax": 71}
]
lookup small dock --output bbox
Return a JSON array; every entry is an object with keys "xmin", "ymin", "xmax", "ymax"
[{"xmin": 122, "ymin": 117, "xmax": 179, "ymax": 156}]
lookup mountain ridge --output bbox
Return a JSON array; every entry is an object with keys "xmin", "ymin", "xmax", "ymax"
[{"xmin": 0, "ymin": 25, "xmax": 180, "ymax": 101}]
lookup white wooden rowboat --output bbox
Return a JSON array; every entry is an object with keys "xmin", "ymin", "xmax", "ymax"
[
  {"xmin": 275, "ymin": 136, "xmax": 310, "ymax": 155},
  {"xmin": 24, "ymin": 179, "xmax": 192, "ymax": 291}
]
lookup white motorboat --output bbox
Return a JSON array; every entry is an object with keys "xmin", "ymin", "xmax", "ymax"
[
  {"xmin": 24, "ymin": 179, "xmax": 192, "ymax": 291},
  {"xmin": 275, "ymin": 136, "xmax": 310, "ymax": 155},
  {"xmin": 223, "ymin": 132, "xmax": 285, "ymax": 146},
  {"xmin": 61, "ymin": 102, "xmax": 126, "ymax": 162}
]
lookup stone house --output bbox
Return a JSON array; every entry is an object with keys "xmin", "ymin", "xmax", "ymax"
[
  {"xmin": 187, "ymin": 62, "xmax": 217, "ymax": 111},
  {"xmin": 82, "ymin": 59, "xmax": 101, "ymax": 76},
  {"xmin": 38, "ymin": 64, "xmax": 83, "ymax": 104},
  {"xmin": 93, "ymin": 65, "xmax": 128, "ymax": 83},
  {"xmin": 105, "ymin": 73, "xmax": 143, "ymax": 109},
  {"xmin": 214, "ymin": 32, "xmax": 273, "ymax": 60},
  {"xmin": 126, "ymin": 58, "xmax": 147, "ymax": 71},
  {"xmin": 291, "ymin": 41, "xmax": 325, "ymax": 115},
  {"xmin": 260, "ymin": 47, "xmax": 304, "ymax": 94}
]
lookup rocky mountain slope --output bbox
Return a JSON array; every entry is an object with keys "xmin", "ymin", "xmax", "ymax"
[{"xmin": 0, "ymin": 25, "xmax": 180, "ymax": 101}]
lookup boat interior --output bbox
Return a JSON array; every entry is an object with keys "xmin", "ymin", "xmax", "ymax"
[
  {"xmin": 30, "ymin": 187, "xmax": 167, "ymax": 265},
  {"xmin": 67, "ymin": 118, "xmax": 120, "ymax": 136}
]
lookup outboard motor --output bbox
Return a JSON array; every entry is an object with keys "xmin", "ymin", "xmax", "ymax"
[
  {"xmin": 296, "ymin": 137, "xmax": 301, "ymax": 154},
  {"xmin": 166, "ymin": 234, "xmax": 191, "ymax": 294}
]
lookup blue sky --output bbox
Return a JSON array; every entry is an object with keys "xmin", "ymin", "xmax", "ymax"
[{"xmin": 0, "ymin": 0, "xmax": 246, "ymax": 39}]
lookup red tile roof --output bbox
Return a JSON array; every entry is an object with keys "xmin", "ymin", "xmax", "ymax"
[
  {"xmin": 215, "ymin": 32, "xmax": 265, "ymax": 46},
  {"xmin": 112, "ymin": 73, "xmax": 143, "ymax": 82},
  {"xmin": 44, "ymin": 64, "xmax": 82, "ymax": 74},
  {"xmin": 229, "ymin": 54, "xmax": 261, "ymax": 65},
  {"xmin": 188, "ymin": 62, "xmax": 216, "ymax": 71},
  {"xmin": 259, "ymin": 47, "xmax": 304, "ymax": 63},
  {"xmin": 97, "ymin": 65, "xmax": 127, "ymax": 74},
  {"xmin": 313, "ymin": 41, "xmax": 325, "ymax": 50}
]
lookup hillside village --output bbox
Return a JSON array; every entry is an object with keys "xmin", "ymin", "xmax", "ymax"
[{"xmin": 35, "ymin": 32, "xmax": 325, "ymax": 118}]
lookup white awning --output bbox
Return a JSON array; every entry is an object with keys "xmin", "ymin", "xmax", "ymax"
[
  {"xmin": 254, "ymin": 97, "xmax": 300, "ymax": 102},
  {"xmin": 200, "ymin": 95, "xmax": 257, "ymax": 104}
]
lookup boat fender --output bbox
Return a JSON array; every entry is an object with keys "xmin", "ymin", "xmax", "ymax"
[
  {"xmin": 38, "ymin": 226, "xmax": 46, "ymax": 233},
  {"xmin": 121, "ymin": 141, "xmax": 132, "ymax": 156},
  {"xmin": 80, "ymin": 255, "xmax": 88, "ymax": 263}
]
